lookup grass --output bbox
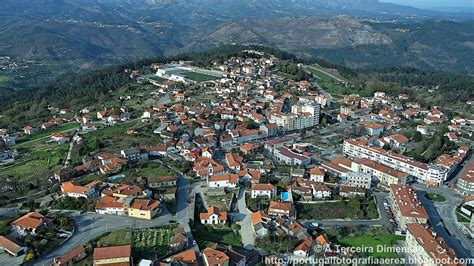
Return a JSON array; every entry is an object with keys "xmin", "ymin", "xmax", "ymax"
[
  {"xmin": 339, "ymin": 233, "xmax": 405, "ymax": 258},
  {"xmin": 193, "ymin": 223, "xmax": 241, "ymax": 247},
  {"xmin": 204, "ymin": 193, "xmax": 235, "ymax": 212},
  {"xmin": 455, "ymin": 207, "xmax": 471, "ymax": 223},
  {"xmin": 122, "ymin": 162, "xmax": 172, "ymax": 181},
  {"xmin": 15, "ymin": 122, "xmax": 79, "ymax": 147},
  {"xmin": 95, "ymin": 225, "xmax": 177, "ymax": 259},
  {"xmin": 425, "ymin": 193, "xmax": 446, "ymax": 202},
  {"xmin": 0, "ymin": 217, "xmax": 16, "ymax": 235},
  {"xmin": 296, "ymin": 196, "xmax": 379, "ymax": 220}
]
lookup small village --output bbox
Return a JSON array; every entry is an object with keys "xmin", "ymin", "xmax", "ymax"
[{"xmin": 0, "ymin": 49, "xmax": 473, "ymax": 265}]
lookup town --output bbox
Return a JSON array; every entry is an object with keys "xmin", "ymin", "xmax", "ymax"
[{"xmin": 0, "ymin": 49, "xmax": 473, "ymax": 265}]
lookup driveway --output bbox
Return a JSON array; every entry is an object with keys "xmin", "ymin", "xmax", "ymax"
[{"xmin": 236, "ymin": 187, "xmax": 255, "ymax": 250}]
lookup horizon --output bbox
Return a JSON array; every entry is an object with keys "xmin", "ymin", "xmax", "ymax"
[{"xmin": 380, "ymin": 0, "xmax": 474, "ymax": 8}]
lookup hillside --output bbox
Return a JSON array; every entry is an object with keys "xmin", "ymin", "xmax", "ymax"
[{"xmin": 0, "ymin": 0, "xmax": 473, "ymax": 90}]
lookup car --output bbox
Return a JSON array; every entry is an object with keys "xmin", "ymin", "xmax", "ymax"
[{"xmin": 308, "ymin": 222, "xmax": 319, "ymax": 228}]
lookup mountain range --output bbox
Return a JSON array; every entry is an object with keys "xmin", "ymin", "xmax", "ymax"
[{"xmin": 0, "ymin": 0, "xmax": 473, "ymax": 89}]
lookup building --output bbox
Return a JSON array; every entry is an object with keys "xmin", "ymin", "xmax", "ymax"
[
  {"xmin": 267, "ymin": 201, "xmax": 292, "ymax": 217},
  {"xmin": 126, "ymin": 198, "xmax": 161, "ymax": 220},
  {"xmin": 93, "ymin": 245, "xmax": 132, "ymax": 266},
  {"xmin": 11, "ymin": 212, "xmax": 48, "ymax": 236},
  {"xmin": 251, "ymin": 211, "xmax": 270, "ymax": 238},
  {"xmin": 360, "ymin": 121, "xmax": 384, "ymax": 137},
  {"xmin": 293, "ymin": 237, "xmax": 313, "ymax": 257},
  {"xmin": 339, "ymin": 186, "xmax": 365, "ymax": 198},
  {"xmin": 163, "ymin": 249, "xmax": 198, "ymax": 265},
  {"xmin": 354, "ymin": 158, "xmax": 407, "ymax": 188},
  {"xmin": 202, "ymin": 247, "xmax": 230, "ymax": 266},
  {"xmin": 308, "ymin": 167, "xmax": 324, "ymax": 182},
  {"xmin": 456, "ymin": 159, "xmax": 474, "ymax": 195},
  {"xmin": 200, "ymin": 206, "xmax": 227, "ymax": 225},
  {"xmin": 251, "ymin": 183, "xmax": 277, "ymax": 199},
  {"xmin": 405, "ymin": 223, "xmax": 462, "ymax": 266},
  {"xmin": 60, "ymin": 181, "xmax": 97, "ymax": 199},
  {"xmin": 53, "ymin": 245, "xmax": 87, "ymax": 266},
  {"xmin": 344, "ymin": 172, "xmax": 371, "ymax": 189},
  {"xmin": 344, "ymin": 139, "xmax": 448, "ymax": 186},
  {"xmin": 95, "ymin": 196, "xmax": 125, "ymax": 216},
  {"xmin": 208, "ymin": 174, "xmax": 239, "ymax": 189},
  {"xmin": 389, "ymin": 185, "xmax": 428, "ymax": 231},
  {"xmin": 147, "ymin": 175, "xmax": 177, "ymax": 188},
  {"xmin": 0, "ymin": 236, "xmax": 27, "ymax": 257},
  {"xmin": 273, "ymin": 147, "xmax": 311, "ymax": 166}
]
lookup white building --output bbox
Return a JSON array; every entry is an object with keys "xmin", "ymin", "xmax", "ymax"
[
  {"xmin": 251, "ymin": 183, "xmax": 277, "ymax": 199},
  {"xmin": 343, "ymin": 139, "xmax": 448, "ymax": 186},
  {"xmin": 273, "ymin": 147, "xmax": 311, "ymax": 166},
  {"xmin": 344, "ymin": 172, "xmax": 372, "ymax": 189},
  {"xmin": 200, "ymin": 206, "xmax": 227, "ymax": 225}
]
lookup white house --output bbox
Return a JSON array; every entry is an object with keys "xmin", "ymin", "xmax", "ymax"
[
  {"xmin": 308, "ymin": 167, "xmax": 324, "ymax": 182},
  {"xmin": 251, "ymin": 183, "xmax": 277, "ymax": 199},
  {"xmin": 200, "ymin": 206, "xmax": 227, "ymax": 225},
  {"xmin": 207, "ymin": 174, "xmax": 239, "ymax": 189}
]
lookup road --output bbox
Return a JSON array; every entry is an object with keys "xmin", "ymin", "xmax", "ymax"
[
  {"xmin": 33, "ymin": 211, "xmax": 173, "ymax": 266},
  {"xmin": 236, "ymin": 187, "xmax": 255, "ymax": 250},
  {"xmin": 414, "ymin": 184, "xmax": 473, "ymax": 259},
  {"xmin": 63, "ymin": 130, "xmax": 78, "ymax": 167}
]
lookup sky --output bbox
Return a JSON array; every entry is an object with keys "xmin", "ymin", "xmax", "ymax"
[{"xmin": 380, "ymin": 0, "xmax": 474, "ymax": 8}]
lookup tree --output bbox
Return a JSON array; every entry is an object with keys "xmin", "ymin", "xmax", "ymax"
[{"xmin": 413, "ymin": 131, "xmax": 423, "ymax": 142}]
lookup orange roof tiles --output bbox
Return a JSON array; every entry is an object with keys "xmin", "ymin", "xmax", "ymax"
[
  {"xmin": 390, "ymin": 185, "xmax": 428, "ymax": 219},
  {"xmin": 11, "ymin": 212, "xmax": 45, "ymax": 230},
  {"xmin": 203, "ymin": 248, "xmax": 230, "ymax": 265},
  {"xmin": 93, "ymin": 245, "xmax": 131, "ymax": 261}
]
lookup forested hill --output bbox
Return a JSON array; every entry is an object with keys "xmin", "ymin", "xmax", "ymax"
[{"xmin": 0, "ymin": 46, "xmax": 472, "ymax": 131}]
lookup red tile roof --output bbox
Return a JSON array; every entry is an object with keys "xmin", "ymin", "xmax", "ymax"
[{"xmin": 93, "ymin": 245, "xmax": 131, "ymax": 261}]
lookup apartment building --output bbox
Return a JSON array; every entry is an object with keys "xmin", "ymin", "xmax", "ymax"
[
  {"xmin": 343, "ymin": 139, "xmax": 448, "ymax": 186},
  {"xmin": 456, "ymin": 159, "xmax": 474, "ymax": 195},
  {"xmin": 354, "ymin": 158, "xmax": 408, "ymax": 188},
  {"xmin": 389, "ymin": 185, "xmax": 428, "ymax": 231}
]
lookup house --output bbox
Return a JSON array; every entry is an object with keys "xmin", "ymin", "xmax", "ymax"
[
  {"xmin": 52, "ymin": 245, "xmax": 87, "ymax": 266},
  {"xmin": 202, "ymin": 247, "xmax": 230, "ymax": 266},
  {"xmin": 95, "ymin": 196, "xmax": 125, "ymax": 216},
  {"xmin": 251, "ymin": 183, "xmax": 277, "ymax": 199},
  {"xmin": 389, "ymin": 185, "xmax": 428, "ymax": 231},
  {"xmin": 200, "ymin": 206, "xmax": 227, "ymax": 225},
  {"xmin": 163, "ymin": 249, "xmax": 198, "ymax": 266},
  {"xmin": 344, "ymin": 172, "xmax": 372, "ymax": 189},
  {"xmin": 11, "ymin": 212, "xmax": 48, "ymax": 236},
  {"xmin": 312, "ymin": 183, "xmax": 332, "ymax": 199},
  {"xmin": 22, "ymin": 126, "xmax": 38, "ymax": 135},
  {"xmin": 93, "ymin": 245, "xmax": 132, "ymax": 266},
  {"xmin": 126, "ymin": 198, "xmax": 161, "ymax": 220},
  {"xmin": 240, "ymin": 143, "xmax": 259, "ymax": 155},
  {"xmin": 208, "ymin": 174, "xmax": 239, "ymax": 189},
  {"xmin": 225, "ymin": 153, "xmax": 243, "ymax": 171},
  {"xmin": 74, "ymin": 160, "xmax": 100, "ymax": 177},
  {"xmin": 170, "ymin": 227, "xmax": 188, "ymax": 251},
  {"xmin": 212, "ymin": 244, "xmax": 246, "ymax": 266},
  {"xmin": 315, "ymin": 234, "xmax": 331, "ymax": 251},
  {"xmin": 293, "ymin": 237, "xmax": 313, "ymax": 257},
  {"xmin": 238, "ymin": 170, "xmax": 261, "ymax": 184},
  {"xmin": 147, "ymin": 175, "xmax": 177, "ymax": 188},
  {"xmin": 81, "ymin": 123, "xmax": 97, "ymax": 132},
  {"xmin": 60, "ymin": 181, "xmax": 97, "ymax": 199},
  {"xmin": 259, "ymin": 123, "xmax": 279, "ymax": 137},
  {"xmin": 54, "ymin": 168, "xmax": 77, "ymax": 182},
  {"xmin": 267, "ymin": 201, "xmax": 292, "ymax": 217},
  {"xmin": 0, "ymin": 236, "xmax": 28, "ymax": 257},
  {"xmin": 101, "ymin": 184, "xmax": 145, "ymax": 198},
  {"xmin": 273, "ymin": 147, "xmax": 311, "ymax": 166},
  {"xmin": 120, "ymin": 148, "xmax": 148, "ymax": 162},
  {"xmin": 308, "ymin": 167, "xmax": 324, "ymax": 182},
  {"xmin": 360, "ymin": 121, "xmax": 384, "ymax": 137},
  {"xmin": 384, "ymin": 134, "xmax": 409, "ymax": 149},
  {"xmin": 251, "ymin": 211, "xmax": 270, "ymax": 238},
  {"xmin": 339, "ymin": 186, "xmax": 365, "ymax": 198}
]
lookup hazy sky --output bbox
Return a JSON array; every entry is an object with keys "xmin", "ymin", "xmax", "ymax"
[{"xmin": 381, "ymin": 0, "xmax": 474, "ymax": 8}]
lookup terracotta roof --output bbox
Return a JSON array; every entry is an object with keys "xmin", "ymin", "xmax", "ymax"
[
  {"xmin": 95, "ymin": 196, "xmax": 124, "ymax": 209},
  {"xmin": 309, "ymin": 167, "xmax": 324, "ymax": 176},
  {"xmin": 406, "ymin": 223, "xmax": 461, "ymax": 265},
  {"xmin": 390, "ymin": 185, "xmax": 428, "ymax": 219},
  {"xmin": 294, "ymin": 237, "xmax": 313, "ymax": 252},
  {"xmin": 55, "ymin": 245, "xmax": 86, "ymax": 264},
  {"xmin": 315, "ymin": 234, "xmax": 330, "ymax": 246},
  {"xmin": 61, "ymin": 181, "xmax": 89, "ymax": 195},
  {"xmin": 251, "ymin": 211, "xmax": 270, "ymax": 225},
  {"xmin": 130, "ymin": 199, "xmax": 161, "ymax": 211},
  {"xmin": 200, "ymin": 206, "xmax": 227, "ymax": 221},
  {"xmin": 203, "ymin": 247, "xmax": 230, "ymax": 265},
  {"xmin": 361, "ymin": 120, "xmax": 384, "ymax": 129},
  {"xmin": 268, "ymin": 201, "xmax": 291, "ymax": 212},
  {"xmin": 458, "ymin": 159, "xmax": 474, "ymax": 183},
  {"xmin": 11, "ymin": 212, "xmax": 45, "ymax": 230},
  {"xmin": 93, "ymin": 245, "xmax": 131, "ymax": 261},
  {"xmin": 171, "ymin": 249, "xmax": 198, "ymax": 265},
  {"xmin": 0, "ymin": 236, "xmax": 23, "ymax": 254},
  {"xmin": 357, "ymin": 158, "xmax": 407, "ymax": 179},
  {"xmin": 251, "ymin": 183, "xmax": 276, "ymax": 191}
]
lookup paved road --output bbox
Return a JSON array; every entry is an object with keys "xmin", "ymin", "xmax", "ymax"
[
  {"xmin": 304, "ymin": 65, "xmax": 345, "ymax": 82},
  {"xmin": 236, "ymin": 187, "xmax": 255, "ymax": 250},
  {"xmin": 414, "ymin": 185, "xmax": 473, "ymax": 259},
  {"xmin": 64, "ymin": 131, "xmax": 78, "ymax": 167},
  {"xmin": 33, "ymin": 211, "xmax": 172, "ymax": 266}
]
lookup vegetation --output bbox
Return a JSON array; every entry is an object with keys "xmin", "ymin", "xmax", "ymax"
[
  {"xmin": 326, "ymin": 226, "xmax": 405, "ymax": 258},
  {"xmin": 425, "ymin": 193, "xmax": 446, "ymax": 202},
  {"xmin": 193, "ymin": 223, "xmax": 241, "ymax": 247},
  {"xmin": 93, "ymin": 225, "xmax": 177, "ymax": 260},
  {"xmin": 51, "ymin": 197, "xmax": 92, "ymax": 212},
  {"xmin": 406, "ymin": 126, "xmax": 456, "ymax": 163},
  {"xmin": 256, "ymin": 235, "xmax": 300, "ymax": 254},
  {"xmin": 296, "ymin": 196, "xmax": 379, "ymax": 220}
]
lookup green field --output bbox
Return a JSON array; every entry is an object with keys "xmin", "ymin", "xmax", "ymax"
[
  {"xmin": 193, "ymin": 223, "xmax": 241, "ymax": 247},
  {"xmin": 121, "ymin": 162, "xmax": 172, "ymax": 182},
  {"xmin": 15, "ymin": 122, "xmax": 79, "ymax": 147},
  {"xmin": 95, "ymin": 225, "xmax": 176, "ymax": 259},
  {"xmin": 296, "ymin": 196, "xmax": 379, "ymax": 220}
]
